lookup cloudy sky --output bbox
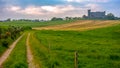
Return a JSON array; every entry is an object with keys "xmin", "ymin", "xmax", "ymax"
[{"xmin": 0, "ymin": 0, "xmax": 120, "ymax": 20}]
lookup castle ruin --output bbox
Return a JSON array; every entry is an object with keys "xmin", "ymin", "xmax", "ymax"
[{"xmin": 88, "ymin": 9, "xmax": 106, "ymax": 19}]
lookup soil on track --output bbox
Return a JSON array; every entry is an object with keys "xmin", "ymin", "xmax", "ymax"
[{"xmin": 26, "ymin": 33, "xmax": 39, "ymax": 68}]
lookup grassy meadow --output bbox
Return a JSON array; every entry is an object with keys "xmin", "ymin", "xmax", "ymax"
[
  {"xmin": 0, "ymin": 20, "xmax": 120, "ymax": 68},
  {"xmin": 0, "ymin": 20, "xmax": 74, "ymax": 57},
  {"xmin": 31, "ymin": 24, "xmax": 120, "ymax": 68},
  {"xmin": 0, "ymin": 20, "xmax": 75, "ymax": 27}
]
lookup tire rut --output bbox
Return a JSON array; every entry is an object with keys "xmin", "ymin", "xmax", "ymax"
[{"xmin": 26, "ymin": 33, "xmax": 39, "ymax": 68}]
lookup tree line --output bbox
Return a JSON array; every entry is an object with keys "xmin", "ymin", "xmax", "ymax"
[{"xmin": 1, "ymin": 13, "xmax": 119, "ymax": 22}]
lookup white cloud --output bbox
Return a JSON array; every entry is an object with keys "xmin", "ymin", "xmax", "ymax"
[
  {"xmin": 66, "ymin": 0, "xmax": 85, "ymax": 2},
  {"xmin": 66, "ymin": 0, "xmax": 109, "ymax": 3},
  {"xmin": 85, "ymin": 4, "xmax": 101, "ymax": 11},
  {"xmin": 22, "ymin": 6, "xmax": 44, "ymax": 15},
  {"xmin": 41, "ymin": 5, "xmax": 74, "ymax": 13},
  {"xmin": 2, "ymin": 4, "xmax": 102, "ymax": 20},
  {"xmin": 9, "ymin": 6, "xmax": 21, "ymax": 11},
  {"xmin": 6, "ymin": 6, "xmax": 43, "ymax": 15},
  {"xmin": 6, "ymin": 5, "xmax": 75, "ymax": 15}
]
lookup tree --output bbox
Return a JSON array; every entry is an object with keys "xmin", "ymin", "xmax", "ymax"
[
  {"xmin": 106, "ymin": 13, "xmax": 115, "ymax": 20},
  {"xmin": 82, "ymin": 15, "xmax": 87, "ymax": 18},
  {"xmin": 65, "ymin": 17, "xmax": 72, "ymax": 20},
  {"xmin": 51, "ymin": 17, "xmax": 63, "ymax": 21},
  {"xmin": 6, "ymin": 18, "xmax": 11, "ymax": 21}
]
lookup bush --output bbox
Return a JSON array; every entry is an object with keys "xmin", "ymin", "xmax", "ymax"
[
  {"xmin": 22, "ymin": 26, "xmax": 32, "ymax": 31},
  {"xmin": 109, "ymin": 54, "xmax": 120, "ymax": 60},
  {"xmin": 2, "ymin": 40, "xmax": 9, "ymax": 48}
]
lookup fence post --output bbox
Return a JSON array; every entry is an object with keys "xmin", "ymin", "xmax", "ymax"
[
  {"xmin": 74, "ymin": 51, "xmax": 78, "ymax": 68},
  {"xmin": 48, "ymin": 42, "xmax": 51, "ymax": 54}
]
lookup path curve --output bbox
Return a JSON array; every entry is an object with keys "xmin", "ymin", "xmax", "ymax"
[
  {"xmin": 0, "ymin": 34, "xmax": 24, "ymax": 67},
  {"xmin": 26, "ymin": 33, "xmax": 39, "ymax": 68}
]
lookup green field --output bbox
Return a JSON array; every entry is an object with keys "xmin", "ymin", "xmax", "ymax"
[
  {"xmin": 0, "ymin": 20, "xmax": 75, "ymax": 27},
  {"xmin": 29, "ymin": 24, "xmax": 120, "ymax": 68},
  {"xmin": 0, "ymin": 20, "xmax": 73, "ymax": 56},
  {"xmin": 0, "ymin": 20, "xmax": 120, "ymax": 68}
]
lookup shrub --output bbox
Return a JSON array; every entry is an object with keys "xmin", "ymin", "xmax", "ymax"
[
  {"xmin": 2, "ymin": 40, "xmax": 9, "ymax": 48},
  {"xmin": 22, "ymin": 26, "xmax": 32, "ymax": 30},
  {"xmin": 109, "ymin": 54, "xmax": 120, "ymax": 60}
]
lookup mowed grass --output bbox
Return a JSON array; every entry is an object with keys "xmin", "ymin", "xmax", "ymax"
[
  {"xmin": 0, "ymin": 20, "xmax": 75, "ymax": 27},
  {"xmin": 33, "ymin": 24, "xmax": 120, "ymax": 68},
  {"xmin": 2, "ymin": 34, "xmax": 28, "ymax": 68},
  {"xmin": 33, "ymin": 20, "xmax": 120, "ymax": 31}
]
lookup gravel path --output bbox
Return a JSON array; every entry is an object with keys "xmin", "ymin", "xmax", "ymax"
[
  {"xmin": 26, "ymin": 33, "xmax": 39, "ymax": 68},
  {"xmin": 0, "ymin": 34, "xmax": 24, "ymax": 67}
]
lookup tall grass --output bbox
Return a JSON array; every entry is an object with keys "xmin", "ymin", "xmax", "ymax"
[
  {"xmin": 34, "ymin": 24, "xmax": 120, "ymax": 68},
  {"xmin": 28, "ymin": 32, "xmax": 49, "ymax": 68},
  {"xmin": 29, "ymin": 31, "xmax": 65, "ymax": 68}
]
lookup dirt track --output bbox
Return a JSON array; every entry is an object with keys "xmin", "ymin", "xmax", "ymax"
[
  {"xmin": 33, "ymin": 20, "xmax": 120, "ymax": 31},
  {"xmin": 0, "ymin": 34, "xmax": 24, "ymax": 67},
  {"xmin": 26, "ymin": 33, "xmax": 39, "ymax": 68}
]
